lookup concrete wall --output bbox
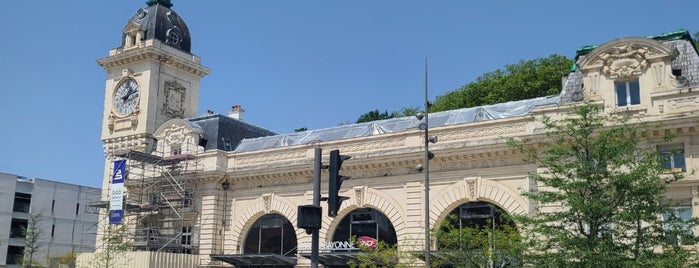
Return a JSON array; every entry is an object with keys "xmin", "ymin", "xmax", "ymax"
[
  {"xmin": 0, "ymin": 173, "xmax": 99, "ymax": 267},
  {"xmin": 0, "ymin": 173, "xmax": 19, "ymax": 265}
]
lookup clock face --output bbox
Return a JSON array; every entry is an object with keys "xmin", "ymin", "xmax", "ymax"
[{"xmin": 113, "ymin": 78, "xmax": 140, "ymax": 116}]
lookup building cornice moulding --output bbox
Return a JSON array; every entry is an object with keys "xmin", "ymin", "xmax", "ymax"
[
  {"xmin": 229, "ymin": 117, "xmax": 533, "ymax": 169},
  {"xmin": 103, "ymin": 133, "xmax": 154, "ymax": 157},
  {"xmin": 97, "ymin": 46, "xmax": 210, "ymax": 77}
]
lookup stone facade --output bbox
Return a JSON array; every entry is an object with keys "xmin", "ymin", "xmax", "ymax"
[{"xmin": 89, "ymin": 3, "xmax": 699, "ymax": 268}]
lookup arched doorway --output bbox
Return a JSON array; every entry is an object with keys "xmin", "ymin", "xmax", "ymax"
[
  {"xmin": 435, "ymin": 201, "xmax": 521, "ymax": 267},
  {"xmin": 309, "ymin": 208, "xmax": 397, "ymax": 267},
  {"xmin": 212, "ymin": 213, "xmax": 298, "ymax": 267},
  {"xmin": 210, "ymin": 213, "xmax": 299, "ymax": 267}
]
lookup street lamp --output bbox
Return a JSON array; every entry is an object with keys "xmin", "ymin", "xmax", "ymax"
[{"xmin": 416, "ymin": 58, "xmax": 437, "ymax": 266}]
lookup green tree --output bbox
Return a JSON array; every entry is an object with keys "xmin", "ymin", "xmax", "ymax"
[
  {"xmin": 353, "ymin": 55, "xmax": 571, "ymax": 122},
  {"xmin": 349, "ymin": 240, "xmax": 400, "ymax": 268},
  {"xmin": 432, "ymin": 55, "xmax": 573, "ymax": 112},
  {"xmin": 356, "ymin": 109, "xmax": 394, "ymax": 123},
  {"xmin": 88, "ymin": 224, "xmax": 131, "ymax": 268},
  {"xmin": 353, "ymin": 106, "xmax": 421, "ymax": 124},
  {"xmin": 391, "ymin": 106, "xmax": 421, "ymax": 118},
  {"xmin": 51, "ymin": 251, "xmax": 77, "ymax": 268},
  {"xmin": 348, "ymin": 238, "xmax": 423, "ymax": 268},
  {"xmin": 434, "ymin": 215, "xmax": 526, "ymax": 268},
  {"xmin": 508, "ymin": 103, "xmax": 696, "ymax": 267},
  {"xmin": 20, "ymin": 211, "xmax": 43, "ymax": 268}
]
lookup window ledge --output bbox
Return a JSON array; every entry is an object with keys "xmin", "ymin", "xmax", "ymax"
[
  {"xmin": 662, "ymin": 168, "xmax": 686, "ymax": 174},
  {"xmin": 612, "ymin": 105, "xmax": 647, "ymax": 116}
]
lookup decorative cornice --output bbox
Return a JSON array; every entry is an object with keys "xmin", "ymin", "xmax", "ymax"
[
  {"xmin": 233, "ymin": 122, "xmax": 530, "ymax": 168},
  {"xmin": 438, "ymin": 123, "xmax": 526, "ymax": 142},
  {"xmin": 338, "ymin": 137, "xmax": 406, "ymax": 154},
  {"xmin": 235, "ymin": 150, "xmax": 308, "ymax": 166},
  {"xmin": 97, "ymin": 46, "xmax": 210, "ymax": 77},
  {"xmin": 221, "ymin": 145, "xmax": 528, "ymax": 189}
]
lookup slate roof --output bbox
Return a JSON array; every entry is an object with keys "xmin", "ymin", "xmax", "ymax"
[
  {"xmin": 188, "ymin": 114, "xmax": 277, "ymax": 152},
  {"xmin": 125, "ymin": 1, "xmax": 191, "ymax": 53}
]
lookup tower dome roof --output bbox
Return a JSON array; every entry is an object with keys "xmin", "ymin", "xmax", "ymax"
[{"xmin": 124, "ymin": 1, "xmax": 191, "ymax": 53}]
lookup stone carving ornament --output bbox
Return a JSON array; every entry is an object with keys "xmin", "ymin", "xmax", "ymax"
[
  {"xmin": 162, "ymin": 123, "xmax": 187, "ymax": 145},
  {"xmin": 162, "ymin": 80, "xmax": 186, "ymax": 118},
  {"xmin": 262, "ymin": 194, "xmax": 273, "ymax": 213},
  {"xmin": 354, "ymin": 186, "xmax": 366, "ymax": 207},
  {"xmin": 465, "ymin": 177, "xmax": 479, "ymax": 200},
  {"xmin": 598, "ymin": 44, "xmax": 651, "ymax": 79},
  {"xmin": 578, "ymin": 38, "xmax": 677, "ymax": 81}
]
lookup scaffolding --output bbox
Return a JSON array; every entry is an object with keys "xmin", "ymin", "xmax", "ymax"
[{"xmin": 98, "ymin": 141, "xmax": 202, "ymax": 255}]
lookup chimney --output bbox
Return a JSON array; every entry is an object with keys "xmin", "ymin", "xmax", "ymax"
[{"xmin": 229, "ymin": 105, "xmax": 245, "ymax": 120}]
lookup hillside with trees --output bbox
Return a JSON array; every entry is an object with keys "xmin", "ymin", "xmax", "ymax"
[
  {"xmin": 431, "ymin": 55, "xmax": 572, "ymax": 112},
  {"xmin": 354, "ymin": 54, "xmax": 573, "ymax": 123}
]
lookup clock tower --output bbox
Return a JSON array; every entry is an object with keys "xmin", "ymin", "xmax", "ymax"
[{"xmin": 98, "ymin": 0, "xmax": 210, "ymax": 156}]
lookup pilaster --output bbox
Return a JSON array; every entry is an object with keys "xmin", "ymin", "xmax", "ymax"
[
  {"xmin": 197, "ymin": 183, "xmax": 225, "ymax": 266},
  {"xmin": 403, "ymin": 181, "xmax": 425, "ymax": 250}
]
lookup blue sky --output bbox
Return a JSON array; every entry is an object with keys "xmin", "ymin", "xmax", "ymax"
[{"xmin": 1, "ymin": 0, "xmax": 697, "ymax": 188}]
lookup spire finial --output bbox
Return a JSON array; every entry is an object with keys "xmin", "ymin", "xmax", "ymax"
[{"xmin": 146, "ymin": 0, "xmax": 173, "ymax": 8}]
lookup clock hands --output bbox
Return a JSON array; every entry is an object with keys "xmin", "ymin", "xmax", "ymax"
[
  {"xmin": 124, "ymin": 90, "xmax": 137, "ymax": 102},
  {"xmin": 121, "ymin": 84, "xmax": 137, "ymax": 103},
  {"xmin": 114, "ymin": 78, "xmax": 139, "ymax": 116}
]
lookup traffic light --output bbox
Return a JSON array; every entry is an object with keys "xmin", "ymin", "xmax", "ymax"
[{"xmin": 328, "ymin": 149, "xmax": 351, "ymax": 217}]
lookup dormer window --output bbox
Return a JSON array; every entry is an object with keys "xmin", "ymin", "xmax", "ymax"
[
  {"xmin": 614, "ymin": 79, "xmax": 640, "ymax": 107},
  {"xmin": 672, "ymin": 68, "xmax": 682, "ymax": 76},
  {"xmin": 222, "ymin": 138, "xmax": 233, "ymax": 151},
  {"xmin": 123, "ymin": 27, "xmax": 144, "ymax": 49}
]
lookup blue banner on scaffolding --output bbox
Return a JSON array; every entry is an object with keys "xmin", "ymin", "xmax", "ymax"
[{"xmin": 109, "ymin": 160, "xmax": 126, "ymax": 224}]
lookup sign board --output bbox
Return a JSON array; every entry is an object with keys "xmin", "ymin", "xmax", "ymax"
[
  {"xmin": 298, "ymin": 237, "xmax": 379, "ymax": 253},
  {"xmin": 109, "ymin": 160, "xmax": 126, "ymax": 224},
  {"xmin": 298, "ymin": 241, "xmax": 358, "ymax": 252},
  {"xmin": 358, "ymin": 236, "xmax": 378, "ymax": 248}
]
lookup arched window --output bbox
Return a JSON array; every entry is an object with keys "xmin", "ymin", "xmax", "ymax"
[
  {"xmin": 332, "ymin": 208, "xmax": 397, "ymax": 247},
  {"xmin": 436, "ymin": 202, "xmax": 521, "ymax": 267},
  {"xmin": 447, "ymin": 202, "xmax": 513, "ymax": 231},
  {"xmin": 243, "ymin": 214, "xmax": 297, "ymax": 256}
]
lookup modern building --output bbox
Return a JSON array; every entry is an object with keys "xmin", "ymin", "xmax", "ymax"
[
  {"xmin": 0, "ymin": 172, "xmax": 99, "ymax": 267},
  {"xmin": 81, "ymin": 0, "xmax": 699, "ymax": 267}
]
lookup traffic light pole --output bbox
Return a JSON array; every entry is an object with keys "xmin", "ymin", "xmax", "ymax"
[{"xmin": 311, "ymin": 148, "xmax": 321, "ymax": 268}]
